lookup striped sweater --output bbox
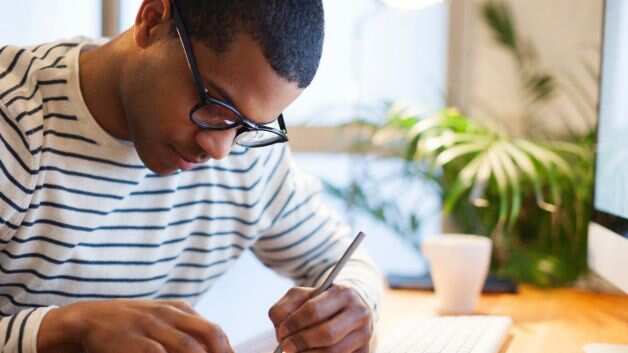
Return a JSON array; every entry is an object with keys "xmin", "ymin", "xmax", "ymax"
[{"xmin": 0, "ymin": 39, "xmax": 382, "ymax": 353}]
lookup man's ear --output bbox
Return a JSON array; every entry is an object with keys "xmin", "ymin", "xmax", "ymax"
[{"xmin": 134, "ymin": 0, "xmax": 172, "ymax": 48}]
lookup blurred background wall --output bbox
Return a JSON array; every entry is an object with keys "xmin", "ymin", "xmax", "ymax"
[{"xmin": 449, "ymin": 0, "xmax": 603, "ymax": 136}]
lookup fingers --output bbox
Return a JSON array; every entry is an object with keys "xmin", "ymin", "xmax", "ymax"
[
  {"xmin": 156, "ymin": 300, "xmax": 198, "ymax": 315},
  {"xmin": 172, "ymin": 317, "xmax": 233, "ymax": 353},
  {"xmin": 151, "ymin": 302, "xmax": 234, "ymax": 353},
  {"xmin": 132, "ymin": 336, "xmax": 168, "ymax": 353},
  {"xmin": 269, "ymin": 287, "xmax": 315, "ymax": 329},
  {"xmin": 277, "ymin": 286, "xmax": 351, "ymax": 340},
  {"xmin": 296, "ymin": 327, "xmax": 371, "ymax": 353},
  {"xmin": 281, "ymin": 306, "xmax": 371, "ymax": 352},
  {"xmin": 144, "ymin": 319, "xmax": 208, "ymax": 353}
]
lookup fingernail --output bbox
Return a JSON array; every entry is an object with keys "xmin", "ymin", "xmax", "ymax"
[{"xmin": 282, "ymin": 341, "xmax": 296, "ymax": 353}]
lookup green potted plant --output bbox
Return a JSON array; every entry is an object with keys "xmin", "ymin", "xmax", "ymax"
[{"xmin": 325, "ymin": 0, "xmax": 597, "ymax": 287}]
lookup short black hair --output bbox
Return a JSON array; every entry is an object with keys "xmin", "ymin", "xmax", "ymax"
[{"xmin": 174, "ymin": 0, "xmax": 325, "ymax": 89}]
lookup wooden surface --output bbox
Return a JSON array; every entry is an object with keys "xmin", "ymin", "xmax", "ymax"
[{"xmin": 379, "ymin": 285, "xmax": 628, "ymax": 353}]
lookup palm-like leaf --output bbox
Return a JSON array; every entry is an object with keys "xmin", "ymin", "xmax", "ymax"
[{"xmin": 403, "ymin": 110, "xmax": 586, "ymax": 235}]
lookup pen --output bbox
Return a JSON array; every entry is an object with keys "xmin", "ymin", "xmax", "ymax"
[{"xmin": 272, "ymin": 231, "xmax": 367, "ymax": 353}]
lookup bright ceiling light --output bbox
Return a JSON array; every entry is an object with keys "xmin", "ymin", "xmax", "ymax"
[{"xmin": 379, "ymin": 0, "xmax": 444, "ymax": 11}]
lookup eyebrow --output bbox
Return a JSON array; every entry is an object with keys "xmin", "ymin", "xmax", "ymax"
[
  {"xmin": 205, "ymin": 77, "xmax": 236, "ymax": 106},
  {"xmin": 204, "ymin": 77, "xmax": 280, "ymax": 126}
]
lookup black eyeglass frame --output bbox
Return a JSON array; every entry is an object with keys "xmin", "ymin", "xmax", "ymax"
[{"xmin": 170, "ymin": 0, "xmax": 289, "ymax": 147}]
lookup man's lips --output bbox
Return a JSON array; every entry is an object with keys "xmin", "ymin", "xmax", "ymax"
[{"xmin": 169, "ymin": 146, "xmax": 200, "ymax": 170}]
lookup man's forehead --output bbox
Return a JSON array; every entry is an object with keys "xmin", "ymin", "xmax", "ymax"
[{"xmin": 192, "ymin": 36, "xmax": 303, "ymax": 124}]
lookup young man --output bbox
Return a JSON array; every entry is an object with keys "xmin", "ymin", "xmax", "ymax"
[{"xmin": 0, "ymin": 1, "xmax": 383, "ymax": 353}]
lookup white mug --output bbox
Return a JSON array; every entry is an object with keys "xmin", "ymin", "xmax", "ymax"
[{"xmin": 422, "ymin": 234, "xmax": 492, "ymax": 314}]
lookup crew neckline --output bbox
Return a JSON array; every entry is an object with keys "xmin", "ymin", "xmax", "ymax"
[{"xmin": 66, "ymin": 40, "xmax": 139, "ymax": 151}]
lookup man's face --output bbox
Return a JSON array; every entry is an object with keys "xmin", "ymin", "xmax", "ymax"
[{"xmin": 120, "ymin": 27, "xmax": 303, "ymax": 175}]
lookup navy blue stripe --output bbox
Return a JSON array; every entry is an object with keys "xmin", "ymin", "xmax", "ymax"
[
  {"xmin": 1, "ymin": 235, "xmax": 74, "ymax": 248},
  {"xmin": 131, "ymin": 176, "xmax": 262, "ymax": 196},
  {"xmin": 42, "ymin": 130, "xmax": 98, "ymax": 144},
  {"xmin": 40, "ymin": 183, "xmax": 122, "ymax": 199},
  {"xmin": 0, "ymin": 244, "xmax": 243, "ymax": 268},
  {"xmin": 40, "ymin": 166, "xmax": 138, "ymax": 185},
  {"xmin": 292, "ymin": 238, "xmax": 341, "ymax": 274},
  {"xmin": 0, "ymin": 249, "xmax": 179, "ymax": 266},
  {"xmin": 1, "ymin": 105, "xmax": 31, "ymax": 152},
  {"xmin": 2, "ymin": 229, "xmax": 254, "ymax": 250},
  {"xmin": 296, "ymin": 258, "xmax": 332, "ymax": 281},
  {"xmin": 42, "ymin": 96, "xmax": 69, "ymax": 103},
  {"xmin": 134, "ymin": 145, "xmax": 283, "ymax": 196},
  {"xmin": 0, "ymin": 190, "xmax": 26, "ymax": 212},
  {"xmin": 29, "ymin": 201, "xmax": 107, "ymax": 216},
  {"xmin": 166, "ymin": 170, "xmax": 290, "ymax": 229},
  {"xmin": 0, "ymin": 49, "xmax": 25, "ymax": 80},
  {"xmin": 0, "ymin": 47, "xmax": 68, "ymax": 103},
  {"xmin": 183, "ymin": 244, "xmax": 244, "ymax": 254},
  {"xmin": 113, "ymin": 195, "xmax": 264, "ymax": 214},
  {"xmin": 166, "ymin": 272, "xmax": 224, "ymax": 284},
  {"xmin": 5, "ymin": 85, "xmax": 39, "ymax": 107},
  {"xmin": 11, "ymin": 169, "xmax": 288, "ymax": 232},
  {"xmin": 14, "ymin": 104, "xmax": 42, "ymax": 122},
  {"xmin": 3, "ymin": 312, "xmax": 18, "ymax": 347},
  {"xmin": 0, "ymin": 293, "xmax": 44, "ymax": 308},
  {"xmin": 39, "ymin": 54, "xmax": 65, "ymax": 70},
  {"xmin": 25, "ymin": 125, "xmax": 42, "ymax": 136},
  {"xmin": 0, "ymin": 216, "xmax": 19, "ymax": 229},
  {"xmin": 281, "ymin": 191, "xmax": 320, "ymax": 220},
  {"xmin": 265, "ymin": 145, "xmax": 286, "ymax": 183},
  {"xmin": 17, "ymin": 308, "xmax": 35, "ymax": 353},
  {"xmin": 266, "ymin": 189, "xmax": 296, "ymax": 228},
  {"xmin": 30, "ymin": 43, "xmax": 45, "ymax": 52},
  {"xmin": 43, "ymin": 112, "xmax": 76, "ymax": 121},
  {"xmin": 39, "ymin": 43, "xmax": 76, "ymax": 55},
  {"xmin": 263, "ymin": 147, "xmax": 275, "ymax": 167},
  {"xmin": 156, "ymin": 286, "xmax": 212, "ymax": 299},
  {"xmin": 258, "ymin": 217, "xmax": 331, "ymax": 253},
  {"xmin": 0, "ymin": 56, "xmax": 37, "ymax": 100},
  {"xmin": 175, "ymin": 255, "xmax": 239, "ymax": 269},
  {"xmin": 309, "ymin": 261, "xmax": 338, "ymax": 286},
  {"xmin": 0, "ymin": 156, "xmax": 33, "ymax": 194},
  {"xmin": 189, "ymin": 230, "xmax": 255, "ymax": 241},
  {"xmin": 0, "ymin": 283, "xmax": 158, "ymax": 299},
  {"xmin": 0, "ymin": 262, "xmax": 169, "ymax": 283},
  {"xmin": 258, "ymin": 210, "xmax": 317, "ymax": 242},
  {"xmin": 41, "ymin": 147, "xmax": 145, "ymax": 169},
  {"xmin": 37, "ymin": 79, "xmax": 67, "ymax": 86},
  {"xmin": 265, "ymin": 231, "xmax": 336, "ymax": 264},
  {"xmin": 0, "ymin": 127, "xmax": 32, "ymax": 173},
  {"xmin": 146, "ymin": 157, "xmax": 260, "ymax": 177},
  {"xmin": 0, "ymin": 46, "xmax": 68, "ymax": 101},
  {"xmin": 0, "ymin": 165, "xmax": 136, "ymax": 200}
]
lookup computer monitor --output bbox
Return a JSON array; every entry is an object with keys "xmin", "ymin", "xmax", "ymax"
[{"xmin": 588, "ymin": 0, "xmax": 628, "ymax": 294}]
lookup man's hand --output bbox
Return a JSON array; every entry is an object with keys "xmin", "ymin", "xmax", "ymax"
[
  {"xmin": 269, "ymin": 284, "xmax": 373, "ymax": 353},
  {"xmin": 38, "ymin": 299, "xmax": 234, "ymax": 353}
]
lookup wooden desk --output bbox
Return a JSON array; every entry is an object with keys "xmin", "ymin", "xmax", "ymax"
[{"xmin": 379, "ymin": 286, "xmax": 628, "ymax": 352}]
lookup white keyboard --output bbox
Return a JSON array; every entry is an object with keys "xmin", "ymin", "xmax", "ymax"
[{"xmin": 378, "ymin": 316, "xmax": 512, "ymax": 353}]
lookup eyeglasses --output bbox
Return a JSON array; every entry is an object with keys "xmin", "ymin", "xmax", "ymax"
[{"xmin": 170, "ymin": 0, "xmax": 289, "ymax": 148}]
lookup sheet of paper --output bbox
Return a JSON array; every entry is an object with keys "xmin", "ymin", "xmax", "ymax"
[{"xmin": 234, "ymin": 330, "xmax": 280, "ymax": 353}]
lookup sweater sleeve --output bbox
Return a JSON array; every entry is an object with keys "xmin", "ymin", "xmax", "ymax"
[
  {"xmin": 251, "ymin": 145, "xmax": 384, "ymax": 320},
  {"xmin": 0, "ymin": 307, "xmax": 57, "ymax": 353},
  {"xmin": 0, "ymin": 98, "xmax": 52, "ymax": 353}
]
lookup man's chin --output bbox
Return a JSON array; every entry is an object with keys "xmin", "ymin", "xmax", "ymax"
[{"xmin": 137, "ymin": 154, "xmax": 179, "ymax": 176}]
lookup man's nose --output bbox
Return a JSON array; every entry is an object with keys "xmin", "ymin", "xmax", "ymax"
[{"xmin": 195, "ymin": 129, "xmax": 237, "ymax": 160}]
